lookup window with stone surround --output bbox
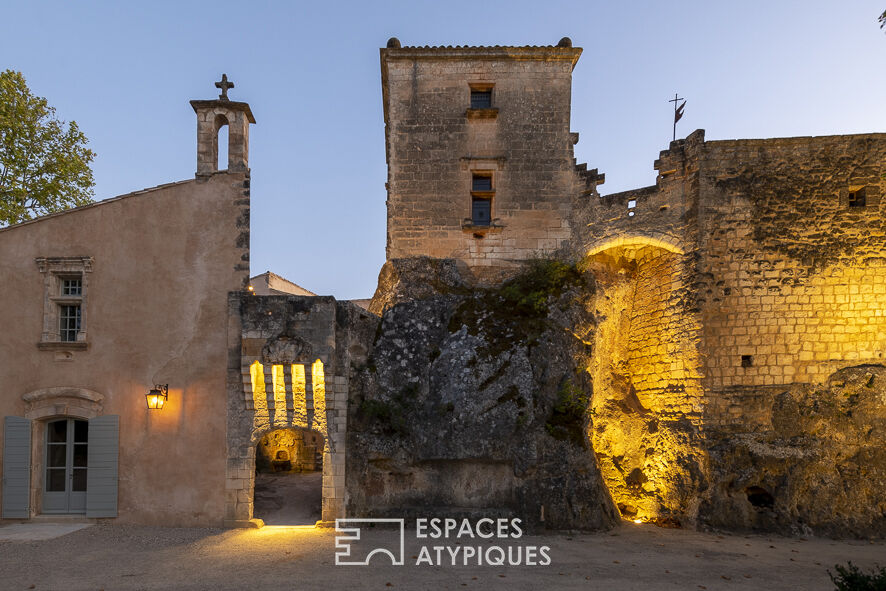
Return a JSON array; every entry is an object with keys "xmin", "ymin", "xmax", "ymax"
[
  {"xmin": 471, "ymin": 172, "xmax": 494, "ymax": 227},
  {"xmin": 470, "ymin": 88, "xmax": 492, "ymax": 109},
  {"xmin": 35, "ymin": 256, "xmax": 93, "ymax": 350},
  {"xmin": 466, "ymin": 84, "xmax": 497, "ymax": 119}
]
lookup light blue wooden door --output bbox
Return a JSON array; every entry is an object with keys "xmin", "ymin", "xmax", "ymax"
[
  {"xmin": 2, "ymin": 417, "xmax": 32, "ymax": 518},
  {"xmin": 43, "ymin": 419, "xmax": 88, "ymax": 514}
]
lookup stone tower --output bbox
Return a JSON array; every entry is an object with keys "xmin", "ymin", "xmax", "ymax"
[
  {"xmin": 190, "ymin": 74, "xmax": 256, "ymax": 176},
  {"xmin": 380, "ymin": 38, "xmax": 601, "ymax": 282}
]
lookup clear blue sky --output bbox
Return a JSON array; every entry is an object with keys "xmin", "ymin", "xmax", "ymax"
[{"xmin": 3, "ymin": 1, "xmax": 884, "ymax": 299}]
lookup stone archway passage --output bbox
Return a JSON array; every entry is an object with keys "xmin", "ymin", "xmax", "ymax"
[
  {"xmin": 584, "ymin": 241, "xmax": 707, "ymax": 525},
  {"xmin": 253, "ymin": 427, "xmax": 324, "ymax": 525}
]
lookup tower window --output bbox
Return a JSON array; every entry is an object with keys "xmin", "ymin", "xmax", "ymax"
[
  {"xmin": 472, "ymin": 175, "xmax": 492, "ymax": 192},
  {"xmin": 470, "ymin": 89, "xmax": 492, "ymax": 109},
  {"xmin": 741, "ymin": 355, "xmax": 753, "ymax": 368},
  {"xmin": 848, "ymin": 187, "xmax": 866, "ymax": 208},
  {"xmin": 472, "ymin": 198, "xmax": 492, "ymax": 226},
  {"xmin": 470, "ymin": 172, "xmax": 494, "ymax": 227}
]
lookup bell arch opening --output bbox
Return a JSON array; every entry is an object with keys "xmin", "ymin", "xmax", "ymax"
[
  {"xmin": 215, "ymin": 114, "xmax": 229, "ymax": 172},
  {"xmin": 583, "ymin": 240, "xmax": 706, "ymax": 525}
]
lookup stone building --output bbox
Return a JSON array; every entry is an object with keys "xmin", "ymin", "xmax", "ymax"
[
  {"xmin": 1, "ymin": 40, "xmax": 884, "ymax": 536},
  {"xmin": 370, "ymin": 39, "xmax": 886, "ymax": 534},
  {"xmin": 0, "ymin": 90, "xmax": 253, "ymax": 524},
  {"xmin": 380, "ymin": 38, "xmax": 601, "ymax": 282}
]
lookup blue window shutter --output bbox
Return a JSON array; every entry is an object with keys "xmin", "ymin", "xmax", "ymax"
[
  {"xmin": 2, "ymin": 416, "xmax": 32, "ymax": 519},
  {"xmin": 86, "ymin": 415, "xmax": 118, "ymax": 518}
]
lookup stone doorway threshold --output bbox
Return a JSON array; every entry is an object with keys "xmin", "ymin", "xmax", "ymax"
[{"xmin": 0, "ymin": 519, "xmax": 92, "ymax": 541}]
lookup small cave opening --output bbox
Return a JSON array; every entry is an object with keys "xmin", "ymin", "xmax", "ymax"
[
  {"xmin": 254, "ymin": 427, "xmax": 324, "ymax": 525},
  {"xmin": 745, "ymin": 486, "xmax": 775, "ymax": 509}
]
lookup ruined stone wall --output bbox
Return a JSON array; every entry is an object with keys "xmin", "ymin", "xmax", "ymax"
[
  {"xmin": 571, "ymin": 130, "xmax": 886, "ymax": 534},
  {"xmin": 696, "ymin": 133, "xmax": 886, "ymax": 395},
  {"xmin": 586, "ymin": 244, "xmax": 706, "ymax": 524},
  {"xmin": 381, "ymin": 44, "xmax": 600, "ymax": 282},
  {"xmin": 225, "ymin": 294, "xmax": 375, "ymax": 526}
]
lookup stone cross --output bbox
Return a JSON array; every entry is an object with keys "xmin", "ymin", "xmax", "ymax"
[{"xmin": 215, "ymin": 74, "xmax": 234, "ymax": 101}]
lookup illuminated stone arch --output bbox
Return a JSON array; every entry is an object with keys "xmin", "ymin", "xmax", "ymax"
[
  {"xmin": 227, "ymin": 354, "xmax": 345, "ymax": 527},
  {"xmin": 582, "ymin": 232, "xmax": 706, "ymax": 525},
  {"xmin": 585, "ymin": 233, "xmax": 686, "ymax": 259}
]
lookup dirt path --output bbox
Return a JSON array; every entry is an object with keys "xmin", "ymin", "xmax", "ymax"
[
  {"xmin": 0, "ymin": 522, "xmax": 881, "ymax": 590},
  {"xmin": 253, "ymin": 471, "xmax": 322, "ymax": 525}
]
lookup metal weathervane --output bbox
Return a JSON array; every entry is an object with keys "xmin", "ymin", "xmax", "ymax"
[{"xmin": 669, "ymin": 93, "xmax": 686, "ymax": 142}]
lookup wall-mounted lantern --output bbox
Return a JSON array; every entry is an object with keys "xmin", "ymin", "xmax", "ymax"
[{"xmin": 146, "ymin": 384, "xmax": 168, "ymax": 410}]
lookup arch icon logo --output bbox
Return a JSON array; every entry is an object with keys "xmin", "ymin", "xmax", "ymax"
[{"xmin": 334, "ymin": 518, "xmax": 405, "ymax": 566}]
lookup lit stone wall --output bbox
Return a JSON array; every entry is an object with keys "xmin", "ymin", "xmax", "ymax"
[
  {"xmin": 586, "ymin": 243, "xmax": 705, "ymax": 523},
  {"xmin": 575, "ymin": 130, "xmax": 886, "ymax": 528},
  {"xmin": 381, "ymin": 44, "xmax": 601, "ymax": 282},
  {"xmin": 580, "ymin": 130, "xmax": 886, "ymax": 400},
  {"xmin": 696, "ymin": 135, "xmax": 886, "ymax": 394}
]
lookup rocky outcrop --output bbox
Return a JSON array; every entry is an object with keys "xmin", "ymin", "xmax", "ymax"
[
  {"xmin": 348, "ymin": 258, "xmax": 619, "ymax": 531},
  {"xmin": 700, "ymin": 365, "xmax": 886, "ymax": 538},
  {"xmin": 368, "ymin": 257, "xmax": 473, "ymax": 316},
  {"xmin": 346, "ymin": 256, "xmax": 886, "ymax": 537}
]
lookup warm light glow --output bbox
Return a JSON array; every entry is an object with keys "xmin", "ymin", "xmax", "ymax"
[
  {"xmin": 250, "ymin": 524, "xmax": 321, "ymax": 536},
  {"xmin": 588, "ymin": 243, "xmax": 704, "ymax": 525},
  {"xmin": 586, "ymin": 235, "xmax": 684, "ymax": 258},
  {"xmin": 311, "ymin": 359, "xmax": 327, "ymax": 434},
  {"xmin": 146, "ymin": 394, "xmax": 165, "ymax": 410},
  {"xmin": 272, "ymin": 364, "xmax": 287, "ymax": 426},
  {"xmin": 250, "ymin": 361, "xmax": 269, "ymax": 422},
  {"xmin": 291, "ymin": 363, "xmax": 307, "ymax": 425}
]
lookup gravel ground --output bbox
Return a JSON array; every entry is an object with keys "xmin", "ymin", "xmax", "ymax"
[
  {"xmin": 0, "ymin": 522, "xmax": 882, "ymax": 590},
  {"xmin": 253, "ymin": 471, "xmax": 322, "ymax": 525}
]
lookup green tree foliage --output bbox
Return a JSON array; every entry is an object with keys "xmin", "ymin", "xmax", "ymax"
[{"xmin": 0, "ymin": 70, "xmax": 94, "ymax": 226}]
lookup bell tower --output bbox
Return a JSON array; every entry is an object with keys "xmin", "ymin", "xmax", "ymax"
[{"xmin": 190, "ymin": 74, "xmax": 256, "ymax": 176}]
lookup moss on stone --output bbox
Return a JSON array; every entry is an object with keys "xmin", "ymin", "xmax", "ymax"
[
  {"xmin": 447, "ymin": 258, "xmax": 586, "ymax": 360},
  {"xmin": 545, "ymin": 378, "xmax": 591, "ymax": 446}
]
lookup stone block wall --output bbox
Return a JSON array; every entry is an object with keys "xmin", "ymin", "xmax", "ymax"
[
  {"xmin": 696, "ymin": 134, "xmax": 886, "ymax": 393},
  {"xmin": 580, "ymin": 130, "xmax": 886, "ymax": 400},
  {"xmin": 225, "ymin": 294, "xmax": 372, "ymax": 526},
  {"xmin": 585, "ymin": 243, "xmax": 706, "ymax": 523},
  {"xmin": 381, "ymin": 44, "xmax": 600, "ymax": 281},
  {"xmin": 573, "ymin": 129, "xmax": 886, "ymax": 528}
]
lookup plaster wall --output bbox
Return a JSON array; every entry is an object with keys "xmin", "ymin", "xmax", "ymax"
[{"xmin": 0, "ymin": 172, "xmax": 249, "ymax": 525}]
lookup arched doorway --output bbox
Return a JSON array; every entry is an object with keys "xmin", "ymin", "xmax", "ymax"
[
  {"xmin": 253, "ymin": 426, "xmax": 324, "ymax": 525},
  {"xmin": 583, "ymin": 238, "xmax": 707, "ymax": 524}
]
